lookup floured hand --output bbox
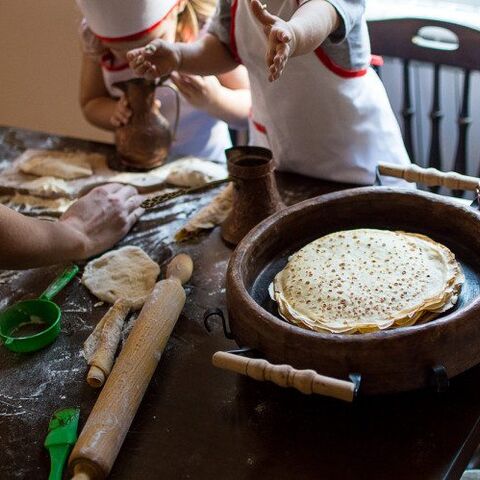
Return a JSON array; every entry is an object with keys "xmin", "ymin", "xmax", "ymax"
[
  {"xmin": 59, "ymin": 184, "xmax": 144, "ymax": 259},
  {"xmin": 127, "ymin": 40, "xmax": 182, "ymax": 80},
  {"xmin": 250, "ymin": 0, "xmax": 296, "ymax": 81}
]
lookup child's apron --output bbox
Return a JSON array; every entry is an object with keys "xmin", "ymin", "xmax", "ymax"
[
  {"xmin": 231, "ymin": 0, "xmax": 411, "ymax": 185},
  {"xmin": 101, "ymin": 56, "xmax": 232, "ymax": 162}
]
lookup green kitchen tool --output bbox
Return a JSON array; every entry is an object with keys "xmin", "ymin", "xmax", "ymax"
[
  {"xmin": 0, "ymin": 264, "xmax": 79, "ymax": 353},
  {"xmin": 44, "ymin": 407, "xmax": 80, "ymax": 480}
]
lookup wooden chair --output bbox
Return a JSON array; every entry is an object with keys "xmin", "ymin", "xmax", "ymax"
[{"xmin": 368, "ymin": 18, "xmax": 480, "ymax": 193}]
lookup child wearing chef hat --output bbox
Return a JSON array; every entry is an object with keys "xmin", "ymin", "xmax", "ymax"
[
  {"xmin": 127, "ymin": 0, "xmax": 411, "ymax": 185},
  {"xmin": 76, "ymin": 0, "xmax": 251, "ymax": 162}
]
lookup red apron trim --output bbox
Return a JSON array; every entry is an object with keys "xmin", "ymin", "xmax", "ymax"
[
  {"xmin": 100, "ymin": 53, "xmax": 129, "ymax": 72},
  {"xmin": 314, "ymin": 47, "xmax": 367, "ymax": 78},
  {"xmin": 370, "ymin": 55, "xmax": 384, "ymax": 67},
  {"xmin": 230, "ymin": 0, "xmax": 242, "ymax": 64},
  {"xmin": 252, "ymin": 119, "xmax": 267, "ymax": 135},
  {"xmin": 92, "ymin": 1, "xmax": 180, "ymax": 43}
]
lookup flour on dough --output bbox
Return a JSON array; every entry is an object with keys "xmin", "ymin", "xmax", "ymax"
[
  {"xmin": 165, "ymin": 157, "xmax": 227, "ymax": 187},
  {"xmin": 19, "ymin": 150, "xmax": 95, "ymax": 179},
  {"xmin": 108, "ymin": 157, "xmax": 227, "ymax": 190},
  {"xmin": 82, "ymin": 246, "xmax": 160, "ymax": 310},
  {"xmin": 20, "ymin": 176, "xmax": 74, "ymax": 198},
  {"xmin": 4, "ymin": 193, "xmax": 74, "ymax": 213},
  {"xmin": 175, "ymin": 183, "xmax": 233, "ymax": 241}
]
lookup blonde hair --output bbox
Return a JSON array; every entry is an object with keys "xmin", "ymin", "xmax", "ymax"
[{"xmin": 176, "ymin": 0, "xmax": 217, "ymax": 42}]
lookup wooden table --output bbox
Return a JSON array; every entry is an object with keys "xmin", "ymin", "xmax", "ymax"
[{"xmin": 1, "ymin": 126, "xmax": 480, "ymax": 480}]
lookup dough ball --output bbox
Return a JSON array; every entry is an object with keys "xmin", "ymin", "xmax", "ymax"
[{"xmin": 82, "ymin": 246, "xmax": 160, "ymax": 310}]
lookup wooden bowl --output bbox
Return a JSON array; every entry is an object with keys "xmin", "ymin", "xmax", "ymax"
[{"xmin": 226, "ymin": 187, "xmax": 480, "ymax": 394}]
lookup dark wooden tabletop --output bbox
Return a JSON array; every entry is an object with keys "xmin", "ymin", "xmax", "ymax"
[{"xmin": 1, "ymin": 126, "xmax": 480, "ymax": 480}]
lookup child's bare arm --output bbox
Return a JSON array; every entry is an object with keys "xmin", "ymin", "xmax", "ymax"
[
  {"xmin": 127, "ymin": 33, "xmax": 239, "ymax": 79},
  {"xmin": 80, "ymin": 55, "xmax": 132, "ymax": 130},
  {"xmin": 251, "ymin": 0, "xmax": 340, "ymax": 81}
]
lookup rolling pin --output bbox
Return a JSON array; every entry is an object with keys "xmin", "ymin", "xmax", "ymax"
[
  {"xmin": 212, "ymin": 351, "xmax": 356, "ymax": 402},
  {"xmin": 69, "ymin": 254, "xmax": 193, "ymax": 480},
  {"xmin": 378, "ymin": 162, "xmax": 480, "ymax": 191}
]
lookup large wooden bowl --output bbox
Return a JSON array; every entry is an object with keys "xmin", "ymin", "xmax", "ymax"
[{"xmin": 226, "ymin": 187, "xmax": 480, "ymax": 394}]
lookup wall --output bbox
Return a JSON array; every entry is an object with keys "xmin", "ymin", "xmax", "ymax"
[{"xmin": 0, "ymin": 1, "xmax": 111, "ymax": 143}]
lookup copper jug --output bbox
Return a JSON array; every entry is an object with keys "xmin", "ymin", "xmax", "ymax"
[
  {"xmin": 221, "ymin": 146, "xmax": 284, "ymax": 245},
  {"xmin": 113, "ymin": 77, "xmax": 180, "ymax": 170}
]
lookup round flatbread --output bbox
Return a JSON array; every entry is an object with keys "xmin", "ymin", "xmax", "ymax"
[
  {"xmin": 270, "ymin": 229, "xmax": 464, "ymax": 334},
  {"xmin": 82, "ymin": 246, "xmax": 160, "ymax": 310},
  {"xmin": 20, "ymin": 151, "xmax": 93, "ymax": 179}
]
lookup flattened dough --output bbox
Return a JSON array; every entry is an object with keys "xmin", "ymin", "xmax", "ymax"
[
  {"xmin": 82, "ymin": 246, "xmax": 160, "ymax": 310},
  {"xmin": 6, "ymin": 193, "xmax": 74, "ymax": 213},
  {"xmin": 20, "ymin": 150, "xmax": 94, "ymax": 179},
  {"xmin": 20, "ymin": 177, "xmax": 74, "ymax": 198},
  {"xmin": 175, "ymin": 183, "xmax": 233, "ymax": 241},
  {"xmin": 165, "ymin": 157, "xmax": 227, "ymax": 187}
]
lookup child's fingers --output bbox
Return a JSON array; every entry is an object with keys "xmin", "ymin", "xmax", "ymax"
[
  {"xmin": 251, "ymin": 0, "xmax": 277, "ymax": 27},
  {"xmin": 126, "ymin": 48, "xmax": 143, "ymax": 62},
  {"xmin": 275, "ymin": 28, "xmax": 291, "ymax": 43},
  {"xmin": 179, "ymin": 74, "xmax": 203, "ymax": 92},
  {"xmin": 171, "ymin": 74, "xmax": 193, "ymax": 98}
]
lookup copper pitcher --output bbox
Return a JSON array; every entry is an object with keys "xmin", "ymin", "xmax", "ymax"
[
  {"xmin": 113, "ymin": 77, "xmax": 180, "ymax": 170},
  {"xmin": 221, "ymin": 146, "xmax": 284, "ymax": 245}
]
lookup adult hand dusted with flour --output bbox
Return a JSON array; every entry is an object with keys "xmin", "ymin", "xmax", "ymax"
[
  {"xmin": 60, "ymin": 184, "xmax": 144, "ymax": 259},
  {"xmin": 0, "ymin": 184, "xmax": 143, "ymax": 269},
  {"xmin": 250, "ymin": 0, "xmax": 340, "ymax": 81}
]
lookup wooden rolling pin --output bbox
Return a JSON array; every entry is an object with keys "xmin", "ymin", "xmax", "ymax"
[
  {"xmin": 212, "ymin": 351, "xmax": 356, "ymax": 402},
  {"xmin": 378, "ymin": 163, "xmax": 480, "ymax": 191},
  {"xmin": 69, "ymin": 254, "xmax": 193, "ymax": 480}
]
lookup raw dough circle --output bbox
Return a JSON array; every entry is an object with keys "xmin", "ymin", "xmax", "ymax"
[
  {"xmin": 20, "ymin": 151, "xmax": 93, "ymax": 179},
  {"xmin": 82, "ymin": 246, "xmax": 160, "ymax": 310}
]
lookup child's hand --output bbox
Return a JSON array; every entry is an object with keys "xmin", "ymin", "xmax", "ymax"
[
  {"xmin": 171, "ymin": 72, "xmax": 221, "ymax": 110},
  {"xmin": 127, "ymin": 40, "xmax": 182, "ymax": 80},
  {"xmin": 250, "ymin": 0, "xmax": 296, "ymax": 82},
  {"xmin": 110, "ymin": 94, "xmax": 132, "ymax": 127}
]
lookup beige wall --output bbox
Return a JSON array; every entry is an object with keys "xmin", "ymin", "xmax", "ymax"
[{"xmin": 0, "ymin": 1, "xmax": 111, "ymax": 143}]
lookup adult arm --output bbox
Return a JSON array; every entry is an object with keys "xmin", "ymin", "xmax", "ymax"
[{"xmin": 0, "ymin": 184, "xmax": 143, "ymax": 269}]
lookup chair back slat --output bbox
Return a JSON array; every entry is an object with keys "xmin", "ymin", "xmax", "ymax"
[
  {"xmin": 368, "ymin": 19, "xmax": 480, "ymax": 70},
  {"xmin": 401, "ymin": 60, "xmax": 415, "ymax": 163},
  {"xmin": 369, "ymin": 17, "xmax": 480, "ymax": 196},
  {"xmin": 452, "ymin": 70, "xmax": 472, "ymax": 197},
  {"xmin": 427, "ymin": 65, "xmax": 443, "ymax": 194}
]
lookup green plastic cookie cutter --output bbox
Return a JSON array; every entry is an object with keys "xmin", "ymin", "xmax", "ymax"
[{"xmin": 0, "ymin": 264, "xmax": 79, "ymax": 353}]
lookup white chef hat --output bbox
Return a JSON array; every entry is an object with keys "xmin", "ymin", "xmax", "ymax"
[{"xmin": 76, "ymin": 0, "xmax": 180, "ymax": 41}]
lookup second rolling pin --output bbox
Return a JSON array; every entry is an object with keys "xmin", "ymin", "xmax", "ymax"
[
  {"xmin": 378, "ymin": 162, "xmax": 480, "ymax": 191},
  {"xmin": 69, "ymin": 253, "xmax": 193, "ymax": 480}
]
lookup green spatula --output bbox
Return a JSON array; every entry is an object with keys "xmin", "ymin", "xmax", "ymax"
[{"xmin": 44, "ymin": 407, "xmax": 80, "ymax": 480}]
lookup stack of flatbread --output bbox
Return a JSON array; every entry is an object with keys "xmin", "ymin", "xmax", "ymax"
[{"xmin": 270, "ymin": 229, "xmax": 464, "ymax": 334}]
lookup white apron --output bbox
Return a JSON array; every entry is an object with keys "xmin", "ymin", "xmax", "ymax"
[
  {"xmin": 101, "ymin": 55, "xmax": 232, "ymax": 162},
  {"xmin": 232, "ymin": 0, "xmax": 411, "ymax": 185}
]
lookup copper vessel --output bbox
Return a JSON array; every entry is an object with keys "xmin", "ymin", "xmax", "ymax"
[
  {"xmin": 221, "ymin": 146, "xmax": 284, "ymax": 245},
  {"xmin": 113, "ymin": 78, "xmax": 179, "ymax": 170}
]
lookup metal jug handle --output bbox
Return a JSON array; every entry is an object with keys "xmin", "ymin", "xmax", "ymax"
[{"xmin": 157, "ymin": 82, "xmax": 180, "ymax": 141}]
